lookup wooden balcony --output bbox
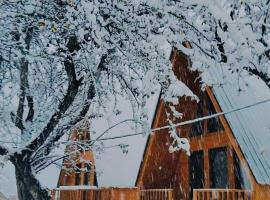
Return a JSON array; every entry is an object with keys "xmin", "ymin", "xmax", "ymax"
[
  {"xmin": 193, "ymin": 189, "xmax": 251, "ymax": 200},
  {"xmin": 140, "ymin": 189, "xmax": 174, "ymax": 200},
  {"xmin": 51, "ymin": 187, "xmax": 174, "ymax": 200}
]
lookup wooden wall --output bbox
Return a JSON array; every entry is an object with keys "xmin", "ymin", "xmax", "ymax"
[{"xmin": 253, "ymin": 184, "xmax": 270, "ymax": 200}]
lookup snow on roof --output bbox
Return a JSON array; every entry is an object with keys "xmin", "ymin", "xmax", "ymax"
[{"xmin": 206, "ymin": 66, "xmax": 270, "ymax": 185}]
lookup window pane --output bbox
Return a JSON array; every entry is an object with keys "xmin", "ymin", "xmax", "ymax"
[
  {"xmin": 209, "ymin": 147, "xmax": 228, "ymax": 188},
  {"xmin": 206, "ymin": 95, "xmax": 224, "ymax": 133},
  {"xmin": 75, "ymin": 164, "xmax": 81, "ymax": 185},
  {"xmin": 234, "ymin": 152, "xmax": 251, "ymax": 189},
  {"xmin": 191, "ymin": 98, "xmax": 204, "ymax": 137},
  {"xmin": 84, "ymin": 164, "xmax": 90, "ymax": 185},
  {"xmin": 189, "ymin": 150, "xmax": 204, "ymax": 200}
]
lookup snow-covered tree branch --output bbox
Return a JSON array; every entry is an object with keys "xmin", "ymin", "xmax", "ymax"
[{"xmin": 1, "ymin": 0, "xmax": 270, "ymax": 199}]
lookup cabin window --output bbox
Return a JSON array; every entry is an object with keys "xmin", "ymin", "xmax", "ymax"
[
  {"xmin": 191, "ymin": 97, "xmax": 204, "ymax": 137},
  {"xmin": 206, "ymin": 95, "xmax": 224, "ymax": 133},
  {"xmin": 94, "ymin": 170, "xmax": 98, "ymax": 186},
  {"xmin": 75, "ymin": 164, "xmax": 82, "ymax": 185},
  {"xmin": 209, "ymin": 147, "xmax": 228, "ymax": 188},
  {"xmin": 84, "ymin": 163, "xmax": 91, "ymax": 185},
  {"xmin": 190, "ymin": 93, "xmax": 224, "ymax": 137},
  {"xmin": 234, "ymin": 152, "xmax": 251, "ymax": 189},
  {"xmin": 189, "ymin": 150, "xmax": 204, "ymax": 199}
]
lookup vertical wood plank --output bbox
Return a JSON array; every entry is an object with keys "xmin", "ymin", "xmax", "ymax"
[
  {"xmin": 204, "ymin": 149, "xmax": 210, "ymax": 188},
  {"xmin": 193, "ymin": 190, "xmax": 197, "ymax": 200}
]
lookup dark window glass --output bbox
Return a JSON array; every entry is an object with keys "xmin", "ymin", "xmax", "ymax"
[
  {"xmin": 209, "ymin": 147, "xmax": 228, "ymax": 188},
  {"xmin": 84, "ymin": 164, "xmax": 90, "ymax": 185},
  {"xmin": 234, "ymin": 152, "xmax": 251, "ymax": 189},
  {"xmin": 191, "ymin": 98, "xmax": 204, "ymax": 137},
  {"xmin": 94, "ymin": 167, "xmax": 98, "ymax": 186},
  {"xmin": 234, "ymin": 152, "xmax": 243, "ymax": 189},
  {"xmin": 206, "ymin": 95, "xmax": 224, "ymax": 133},
  {"xmin": 75, "ymin": 164, "xmax": 81, "ymax": 185},
  {"xmin": 189, "ymin": 150, "xmax": 204, "ymax": 200}
]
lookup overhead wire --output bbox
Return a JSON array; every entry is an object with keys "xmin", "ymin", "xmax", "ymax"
[{"xmin": 1, "ymin": 98, "xmax": 270, "ymax": 144}]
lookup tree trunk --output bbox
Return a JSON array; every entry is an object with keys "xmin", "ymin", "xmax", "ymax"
[{"xmin": 10, "ymin": 153, "xmax": 50, "ymax": 200}]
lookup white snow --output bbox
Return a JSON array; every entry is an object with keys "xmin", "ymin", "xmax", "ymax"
[{"xmin": 163, "ymin": 79, "xmax": 199, "ymax": 105}]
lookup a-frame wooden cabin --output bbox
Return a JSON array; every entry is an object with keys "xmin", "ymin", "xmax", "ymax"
[
  {"xmin": 53, "ymin": 120, "xmax": 140, "ymax": 200},
  {"xmin": 57, "ymin": 120, "xmax": 97, "ymax": 187},
  {"xmin": 136, "ymin": 49, "xmax": 270, "ymax": 200}
]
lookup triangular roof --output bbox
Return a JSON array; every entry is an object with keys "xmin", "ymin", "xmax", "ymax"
[{"xmin": 207, "ymin": 65, "xmax": 270, "ymax": 185}]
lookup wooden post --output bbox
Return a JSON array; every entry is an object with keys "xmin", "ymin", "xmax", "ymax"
[
  {"xmin": 193, "ymin": 190, "xmax": 197, "ymax": 200},
  {"xmin": 227, "ymin": 147, "xmax": 235, "ymax": 189},
  {"xmin": 204, "ymin": 149, "xmax": 210, "ymax": 188},
  {"xmin": 168, "ymin": 190, "xmax": 173, "ymax": 200}
]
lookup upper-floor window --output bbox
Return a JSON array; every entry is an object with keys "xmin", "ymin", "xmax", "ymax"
[
  {"xmin": 84, "ymin": 163, "xmax": 91, "ymax": 185},
  {"xmin": 190, "ymin": 92, "xmax": 224, "ymax": 137},
  {"xmin": 191, "ymin": 97, "xmax": 204, "ymax": 137},
  {"xmin": 206, "ymin": 94, "xmax": 224, "ymax": 133},
  {"xmin": 234, "ymin": 151, "xmax": 251, "ymax": 189}
]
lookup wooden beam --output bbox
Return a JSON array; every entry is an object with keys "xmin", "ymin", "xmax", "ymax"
[
  {"xmin": 189, "ymin": 131, "xmax": 228, "ymax": 152},
  {"xmin": 204, "ymin": 149, "xmax": 210, "ymax": 188},
  {"xmin": 227, "ymin": 147, "xmax": 235, "ymax": 189}
]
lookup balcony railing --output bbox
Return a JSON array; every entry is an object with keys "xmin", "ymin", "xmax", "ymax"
[
  {"xmin": 51, "ymin": 187, "xmax": 174, "ymax": 200},
  {"xmin": 140, "ymin": 189, "xmax": 174, "ymax": 200},
  {"xmin": 51, "ymin": 187, "xmax": 139, "ymax": 200},
  {"xmin": 193, "ymin": 189, "xmax": 251, "ymax": 200}
]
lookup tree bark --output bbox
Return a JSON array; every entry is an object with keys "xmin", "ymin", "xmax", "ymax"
[{"xmin": 11, "ymin": 153, "xmax": 50, "ymax": 200}]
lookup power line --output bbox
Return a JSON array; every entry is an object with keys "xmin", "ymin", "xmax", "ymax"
[
  {"xmin": 152, "ymin": 98, "xmax": 270, "ymax": 132},
  {"xmin": 1, "ymin": 98, "xmax": 270, "ymax": 144},
  {"xmin": 99, "ymin": 98, "xmax": 270, "ymax": 140}
]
